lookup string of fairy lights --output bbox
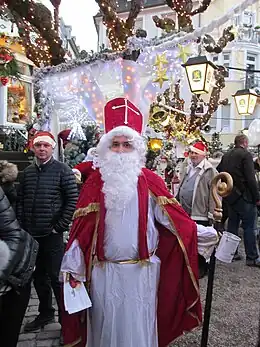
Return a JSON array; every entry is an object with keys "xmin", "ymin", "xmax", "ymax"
[
  {"xmin": 0, "ymin": 0, "xmax": 63, "ymax": 66},
  {"xmin": 98, "ymin": 0, "xmax": 145, "ymax": 51}
]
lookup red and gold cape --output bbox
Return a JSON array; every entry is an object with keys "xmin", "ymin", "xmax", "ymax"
[{"xmin": 62, "ymin": 168, "xmax": 202, "ymax": 347}]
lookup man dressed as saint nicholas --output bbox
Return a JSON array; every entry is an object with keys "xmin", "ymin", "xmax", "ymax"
[{"xmin": 61, "ymin": 98, "xmax": 218, "ymax": 347}]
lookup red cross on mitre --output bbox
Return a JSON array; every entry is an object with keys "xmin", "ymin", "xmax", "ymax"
[{"xmin": 104, "ymin": 97, "xmax": 143, "ymax": 134}]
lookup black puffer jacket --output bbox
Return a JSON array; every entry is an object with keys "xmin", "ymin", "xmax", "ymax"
[
  {"xmin": 217, "ymin": 147, "xmax": 260, "ymax": 204},
  {"xmin": 0, "ymin": 187, "xmax": 38, "ymax": 290},
  {"xmin": 17, "ymin": 158, "xmax": 78, "ymax": 238}
]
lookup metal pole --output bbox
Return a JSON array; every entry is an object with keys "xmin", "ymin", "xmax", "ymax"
[
  {"xmin": 200, "ymin": 234, "xmax": 217, "ymax": 347},
  {"xmin": 200, "ymin": 173, "xmax": 233, "ymax": 347}
]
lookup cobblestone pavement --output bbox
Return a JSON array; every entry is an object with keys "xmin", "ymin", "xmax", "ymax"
[
  {"xmin": 18, "ymin": 288, "xmax": 61, "ymax": 347},
  {"xmin": 19, "ymin": 251, "xmax": 260, "ymax": 347},
  {"xmin": 171, "ymin": 250, "xmax": 260, "ymax": 347}
]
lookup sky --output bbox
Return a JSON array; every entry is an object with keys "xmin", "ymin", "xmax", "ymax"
[
  {"xmin": 42, "ymin": 0, "xmax": 99, "ymax": 52},
  {"xmin": 60, "ymin": 0, "xmax": 99, "ymax": 52}
]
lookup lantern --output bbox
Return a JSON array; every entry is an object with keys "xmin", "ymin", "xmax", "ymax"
[
  {"xmin": 182, "ymin": 56, "xmax": 216, "ymax": 94},
  {"xmin": 233, "ymin": 89, "xmax": 258, "ymax": 116},
  {"xmin": 149, "ymin": 138, "xmax": 163, "ymax": 151}
]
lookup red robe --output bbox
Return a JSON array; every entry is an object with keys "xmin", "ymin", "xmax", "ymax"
[
  {"xmin": 62, "ymin": 168, "xmax": 202, "ymax": 347},
  {"xmin": 74, "ymin": 161, "xmax": 94, "ymax": 183}
]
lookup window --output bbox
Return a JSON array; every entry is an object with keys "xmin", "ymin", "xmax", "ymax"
[
  {"xmin": 246, "ymin": 53, "xmax": 257, "ymax": 88},
  {"xmin": 243, "ymin": 10, "xmax": 255, "ymax": 27},
  {"xmin": 234, "ymin": 10, "xmax": 255, "ymax": 27},
  {"xmin": 161, "ymin": 12, "xmax": 176, "ymax": 21},
  {"xmin": 7, "ymin": 79, "xmax": 32, "ymax": 124},
  {"xmin": 212, "ymin": 53, "xmax": 230, "ymax": 77},
  {"xmin": 223, "ymin": 53, "xmax": 230, "ymax": 77},
  {"xmin": 17, "ymin": 61, "xmax": 32, "ymax": 77},
  {"xmin": 209, "ymin": 112, "xmax": 217, "ymax": 131},
  {"xmin": 221, "ymin": 105, "xmax": 231, "ymax": 132}
]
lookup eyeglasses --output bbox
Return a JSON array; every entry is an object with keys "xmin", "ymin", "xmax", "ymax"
[{"xmin": 111, "ymin": 141, "xmax": 133, "ymax": 149}]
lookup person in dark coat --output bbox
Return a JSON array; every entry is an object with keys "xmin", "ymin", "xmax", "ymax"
[
  {"xmin": 16, "ymin": 131, "xmax": 78, "ymax": 333},
  {"xmin": 0, "ymin": 160, "xmax": 18, "ymax": 208},
  {"xmin": 217, "ymin": 134, "xmax": 260, "ymax": 266},
  {"xmin": 0, "ymin": 186, "xmax": 38, "ymax": 347}
]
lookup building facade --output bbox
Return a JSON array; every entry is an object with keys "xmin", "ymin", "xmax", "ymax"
[
  {"xmin": 60, "ymin": 18, "xmax": 80, "ymax": 60},
  {"xmin": 200, "ymin": 0, "xmax": 260, "ymax": 146},
  {"xmin": 94, "ymin": 0, "xmax": 260, "ymax": 147},
  {"xmin": 0, "ymin": 18, "xmax": 34, "ymax": 129},
  {"xmin": 38, "ymin": 0, "xmax": 80, "ymax": 59}
]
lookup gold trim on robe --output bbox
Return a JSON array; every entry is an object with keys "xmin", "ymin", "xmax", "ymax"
[
  {"xmin": 157, "ymin": 196, "xmax": 181, "ymax": 206},
  {"xmin": 73, "ymin": 203, "xmax": 100, "ymax": 220},
  {"xmin": 150, "ymin": 192, "xmax": 201, "ymax": 327},
  {"xmin": 162, "ymin": 207, "xmax": 200, "ymax": 310},
  {"xmin": 86, "ymin": 210, "xmax": 100, "ymax": 290}
]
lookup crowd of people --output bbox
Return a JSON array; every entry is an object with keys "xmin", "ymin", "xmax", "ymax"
[
  {"xmin": 0, "ymin": 97, "xmax": 259, "ymax": 347},
  {"xmin": 177, "ymin": 134, "xmax": 260, "ymax": 275}
]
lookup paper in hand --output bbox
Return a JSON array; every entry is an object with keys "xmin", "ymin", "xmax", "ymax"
[{"xmin": 63, "ymin": 273, "xmax": 92, "ymax": 314}]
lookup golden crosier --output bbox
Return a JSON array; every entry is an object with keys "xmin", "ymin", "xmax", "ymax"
[{"xmin": 211, "ymin": 173, "xmax": 233, "ymax": 223}]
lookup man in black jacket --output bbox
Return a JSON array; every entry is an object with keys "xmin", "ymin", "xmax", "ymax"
[
  {"xmin": 17, "ymin": 131, "xmax": 78, "ymax": 331},
  {"xmin": 0, "ymin": 187, "xmax": 38, "ymax": 347},
  {"xmin": 217, "ymin": 134, "xmax": 260, "ymax": 266}
]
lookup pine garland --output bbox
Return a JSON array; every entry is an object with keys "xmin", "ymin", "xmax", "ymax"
[
  {"xmin": 64, "ymin": 124, "xmax": 100, "ymax": 168},
  {"xmin": 0, "ymin": 47, "xmax": 20, "ymax": 78},
  {"xmin": 208, "ymin": 132, "xmax": 223, "ymax": 156}
]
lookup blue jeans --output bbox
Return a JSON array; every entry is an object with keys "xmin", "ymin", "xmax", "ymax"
[{"xmin": 227, "ymin": 197, "xmax": 258, "ymax": 260}]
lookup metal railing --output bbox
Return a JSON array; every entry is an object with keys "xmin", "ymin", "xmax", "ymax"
[{"xmin": 236, "ymin": 26, "xmax": 260, "ymax": 44}]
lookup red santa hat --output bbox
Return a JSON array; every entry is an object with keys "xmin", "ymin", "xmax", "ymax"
[
  {"xmin": 189, "ymin": 141, "xmax": 207, "ymax": 156},
  {"xmin": 58, "ymin": 129, "xmax": 71, "ymax": 149},
  {"xmin": 104, "ymin": 97, "xmax": 143, "ymax": 135},
  {"xmin": 33, "ymin": 131, "xmax": 56, "ymax": 148}
]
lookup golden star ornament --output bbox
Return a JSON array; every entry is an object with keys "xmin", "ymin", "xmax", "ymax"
[
  {"xmin": 154, "ymin": 53, "xmax": 169, "ymax": 67},
  {"xmin": 177, "ymin": 44, "xmax": 192, "ymax": 63},
  {"xmin": 153, "ymin": 68, "xmax": 169, "ymax": 88}
]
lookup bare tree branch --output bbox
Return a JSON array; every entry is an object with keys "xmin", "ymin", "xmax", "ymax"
[
  {"xmin": 165, "ymin": 0, "xmax": 194, "ymax": 32},
  {"xmin": 3, "ymin": 0, "xmax": 65, "ymax": 66},
  {"xmin": 126, "ymin": 0, "xmax": 143, "ymax": 28},
  {"xmin": 191, "ymin": 0, "xmax": 212, "ymax": 16},
  {"xmin": 95, "ymin": 0, "xmax": 143, "ymax": 51}
]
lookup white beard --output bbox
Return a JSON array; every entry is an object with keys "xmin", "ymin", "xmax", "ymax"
[{"xmin": 98, "ymin": 150, "xmax": 142, "ymax": 212}]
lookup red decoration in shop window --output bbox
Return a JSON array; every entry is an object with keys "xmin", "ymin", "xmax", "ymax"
[{"xmin": 0, "ymin": 76, "xmax": 8, "ymax": 86}]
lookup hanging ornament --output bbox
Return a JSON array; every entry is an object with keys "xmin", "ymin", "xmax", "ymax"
[
  {"xmin": 177, "ymin": 44, "xmax": 192, "ymax": 63},
  {"xmin": 67, "ymin": 122, "xmax": 86, "ymax": 141},
  {"xmin": 153, "ymin": 53, "xmax": 169, "ymax": 89},
  {"xmin": 0, "ymin": 76, "xmax": 8, "ymax": 86},
  {"xmin": 154, "ymin": 53, "xmax": 169, "ymax": 67},
  {"xmin": 153, "ymin": 68, "xmax": 169, "ymax": 89}
]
